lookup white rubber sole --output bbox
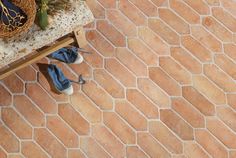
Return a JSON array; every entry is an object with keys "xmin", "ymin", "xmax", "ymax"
[
  {"xmin": 60, "ymin": 85, "xmax": 74, "ymax": 95},
  {"xmin": 74, "ymin": 53, "xmax": 84, "ymax": 64}
]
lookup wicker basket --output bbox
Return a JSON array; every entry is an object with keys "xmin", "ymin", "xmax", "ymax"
[{"xmin": 0, "ymin": 0, "xmax": 36, "ymax": 38}]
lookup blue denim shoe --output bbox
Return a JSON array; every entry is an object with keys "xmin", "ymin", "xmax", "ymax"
[
  {"xmin": 49, "ymin": 46, "xmax": 84, "ymax": 64},
  {"xmin": 47, "ymin": 64, "xmax": 73, "ymax": 95}
]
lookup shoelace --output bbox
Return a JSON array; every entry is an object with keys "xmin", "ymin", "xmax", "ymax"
[{"xmin": 69, "ymin": 75, "xmax": 86, "ymax": 85}]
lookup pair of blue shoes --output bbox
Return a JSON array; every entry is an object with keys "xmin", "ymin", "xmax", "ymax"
[{"xmin": 47, "ymin": 46, "xmax": 84, "ymax": 95}]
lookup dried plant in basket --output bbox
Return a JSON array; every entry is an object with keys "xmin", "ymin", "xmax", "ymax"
[
  {"xmin": 35, "ymin": 0, "xmax": 73, "ymax": 30},
  {"xmin": 48, "ymin": 0, "xmax": 72, "ymax": 16}
]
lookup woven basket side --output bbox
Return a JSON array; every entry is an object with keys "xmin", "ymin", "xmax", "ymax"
[{"xmin": 0, "ymin": 0, "xmax": 36, "ymax": 38}]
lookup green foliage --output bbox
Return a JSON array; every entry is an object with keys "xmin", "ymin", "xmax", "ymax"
[
  {"xmin": 36, "ymin": 0, "xmax": 49, "ymax": 30},
  {"xmin": 35, "ymin": 0, "xmax": 83, "ymax": 30}
]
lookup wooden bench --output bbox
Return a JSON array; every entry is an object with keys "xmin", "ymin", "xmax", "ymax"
[{"xmin": 0, "ymin": 27, "xmax": 88, "ymax": 80}]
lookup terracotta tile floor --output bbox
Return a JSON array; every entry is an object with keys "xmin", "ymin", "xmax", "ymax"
[{"xmin": 1, "ymin": 0, "xmax": 236, "ymax": 157}]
